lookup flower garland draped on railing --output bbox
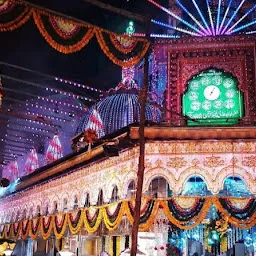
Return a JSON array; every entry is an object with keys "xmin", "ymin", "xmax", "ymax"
[
  {"xmin": 2, "ymin": 196, "xmax": 256, "ymax": 240},
  {"xmin": 0, "ymin": 0, "xmax": 150, "ymax": 67}
]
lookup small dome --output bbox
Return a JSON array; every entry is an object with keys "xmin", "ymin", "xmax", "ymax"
[{"xmin": 76, "ymin": 92, "xmax": 161, "ymax": 136}]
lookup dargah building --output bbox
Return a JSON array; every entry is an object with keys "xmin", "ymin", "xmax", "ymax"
[{"xmin": 1, "ymin": 0, "xmax": 256, "ymax": 256}]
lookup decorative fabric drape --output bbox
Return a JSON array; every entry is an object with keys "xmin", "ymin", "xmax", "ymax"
[{"xmin": 0, "ymin": 0, "xmax": 150, "ymax": 67}]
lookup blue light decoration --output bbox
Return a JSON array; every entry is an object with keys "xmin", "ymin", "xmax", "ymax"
[
  {"xmin": 221, "ymin": 0, "xmax": 246, "ymax": 34},
  {"xmin": 148, "ymin": 0, "xmax": 256, "ymax": 37},
  {"xmin": 132, "ymin": 33, "xmax": 180, "ymax": 38},
  {"xmin": 191, "ymin": 0, "xmax": 211, "ymax": 35},
  {"xmin": 206, "ymin": 0, "xmax": 215, "ymax": 35},
  {"xmin": 230, "ymin": 19, "xmax": 256, "ymax": 34},
  {"xmin": 148, "ymin": 0, "xmax": 204, "ymax": 36},
  {"xmin": 227, "ymin": 3, "xmax": 256, "ymax": 33},
  {"xmin": 218, "ymin": 0, "xmax": 233, "ymax": 34},
  {"xmin": 151, "ymin": 19, "xmax": 200, "ymax": 36},
  {"xmin": 174, "ymin": 0, "xmax": 208, "ymax": 35},
  {"xmin": 216, "ymin": 0, "xmax": 222, "ymax": 34}
]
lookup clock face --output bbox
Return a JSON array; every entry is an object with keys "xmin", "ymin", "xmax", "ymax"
[
  {"xmin": 182, "ymin": 69, "xmax": 244, "ymax": 126},
  {"xmin": 204, "ymin": 85, "xmax": 220, "ymax": 100}
]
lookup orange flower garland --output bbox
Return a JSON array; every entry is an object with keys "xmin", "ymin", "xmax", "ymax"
[
  {"xmin": 33, "ymin": 10, "xmax": 95, "ymax": 54},
  {"xmin": 95, "ymin": 29, "xmax": 150, "ymax": 68},
  {"xmin": 2, "ymin": 196, "xmax": 256, "ymax": 241},
  {"xmin": 67, "ymin": 209, "xmax": 85, "ymax": 235},
  {"xmin": 41, "ymin": 215, "xmax": 54, "ymax": 240},
  {"xmin": 0, "ymin": 0, "xmax": 32, "ymax": 32}
]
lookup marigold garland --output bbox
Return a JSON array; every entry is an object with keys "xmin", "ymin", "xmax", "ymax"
[
  {"xmin": 67, "ymin": 209, "xmax": 84, "ymax": 234},
  {"xmin": 84, "ymin": 207, "xmax": 103, "ymax": 233},
  {"xmin": 139, "ymin": 200, "xmax": 159, "ymax": 232},
  {"xmin": 4, "ymin": 223, "xmax": 12, "ymax": 239},
  {"xmin": 33, "ymin": 10, "xmax": 95, "ymax": 54},
  {"xmin": 159, "ymin": 198, "xmax": 212, "ymax": 230},
  {"xmin": 41, "ymin": 215, "xmax": 54, "ymax": 240},
  {"xmin": 102, "ymin": 202, "xmax": 125, "ymax": 231},
  {"xmin": 53, "ymin": 213, "xmax": 68, "ymax": 239},
  {"xmin": 21, "ymin": 219, "xmax": 30, "ymax": 240},
  {"xmin": 11, "ymin": 222, "xmax": 20, "ymax": 239},
  {"xmin": 109, "ymin": 33, "xmax": 137, "ymax": 54},
  {"xmin": 2, "ymin": 196, "xmax": 256, "ymax": 241},
  {"xmin": 123, "ymin": 200, "xmax": 134, "ymax": 225},
  {"xmin": 95, "ymin": 29, "xmax": 150, "ymax": 68},
  {"xmin": 0, "ymin": 1, "xmax": 149, "ymax": 66},
  {"xmin": 0, "ymin": 225, "xmax": 5, "ymax": 239},
  {"xmin": 0, "ymin": 0, "xmax": 32, "ymax": 32},
  {"xmin": 30, "ymin": 216, "xmax": 41, "ymax": 240},
  {"xmin": 213, "ymin": 198, "xmax": 256, "ymax": 228}
]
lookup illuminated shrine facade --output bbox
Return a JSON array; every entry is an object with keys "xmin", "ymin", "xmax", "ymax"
[
  {"xmin": 147, "ymin": 35, "xmax": 256, "ymax": 126},
  {"xmin": 2, "ymin": 31, "xmax": 256, "ymax": 256},
  {"xmin": 2, "ymin": 138, "xmax": 256, "ymax": 218}
]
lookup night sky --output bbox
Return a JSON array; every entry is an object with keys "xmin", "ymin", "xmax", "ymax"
[
  {"xmin": 0, "ymin": 0, "xmax": 166, "ymax": 168},
  {"xmin": 0, "ymin": 0, "xmax": 165, "ymax": 90}
]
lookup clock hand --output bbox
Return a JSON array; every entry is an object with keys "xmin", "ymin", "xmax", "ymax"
[{"xmin": 210, "ymin": 87, "xmax": 215, "ymax": 95}]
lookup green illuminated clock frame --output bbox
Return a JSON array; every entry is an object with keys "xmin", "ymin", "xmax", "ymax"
[{"xmin": 182, "ymin": 69, "xmax": 244, "ymax": 126}]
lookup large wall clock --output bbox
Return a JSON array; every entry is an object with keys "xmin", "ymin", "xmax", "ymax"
[{"xmin": 182, "ymin": 69, "xmax": 244, "ymax": 126}]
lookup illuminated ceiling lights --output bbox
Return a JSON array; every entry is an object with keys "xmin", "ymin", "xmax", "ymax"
[{"xmin": 147, "ymin": 0, "xmax": 256, "ymax": 36}]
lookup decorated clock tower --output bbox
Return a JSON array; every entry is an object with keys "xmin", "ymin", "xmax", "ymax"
[{"xmin": 152, "ymin": 35, "xmax": 256, "ymax": 126}]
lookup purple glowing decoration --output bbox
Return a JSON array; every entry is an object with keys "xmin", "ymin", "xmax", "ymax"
[
  {"xmin": 148, "ymin": 0, "xmax": 256, "ymax": 37},
  {"xmin": 3, "ymin": 161, "xmax": 19, "ymax": 183},
  {"xmin": 23, "ymin": 148, "xmax": 39, "ymax": 176},
  {"xmin": 45, "ymin": 135, "xmax": 63, "ymax": 163}
]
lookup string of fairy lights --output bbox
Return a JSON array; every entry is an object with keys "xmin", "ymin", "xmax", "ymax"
[{"xmin": 0, "ymin": 62, "xmax": 103, "ymax": 166}]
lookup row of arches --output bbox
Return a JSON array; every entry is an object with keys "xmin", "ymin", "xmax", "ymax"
[{"xmin": 0, "ymin": 175, "xmax": 251, "ymax": 224}]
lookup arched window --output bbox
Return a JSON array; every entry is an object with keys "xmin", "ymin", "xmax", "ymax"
[
  {"xmin": 44, "ymin": 203, "xmax": 49, "ymax": 216},
  {"xmin": 22, "ymin": 209, "xmax": 27, "ymax": 219},
  {"xmin": 147, "ymin": 177, "xmax": 171, "ymax": 198},
  {"xmin": 110, "ymin": 186, "xmax": 119, "ymax": 203},
  {"xmin": 97, "ymin": 190, "xmax": 104, "ymax": 206},
  {"xmin": 127, "ymin": 180, "xmax": 136, "ymax": 199},
  {"xmin": 181, "ymin": 176, "xmax": 211, "ymax": 196},
  {"xmin": 53, "ymin": 201, "xmax": 58, "ymax": 214},
  {"xmin": 220, "ymin": 176, "xmax": 251, "ymax": 197},
  {"xmin": 73, "ymin": 196, "xmax": 79, "ymax": 210},
  {"xmin": 15, "ymin": 210, "xmax": 20, "ymax": 222},
  {"xmin": 28, "ymin": 207, "xmax": 33, "ymax": 218},
  {"xmin": 84, "ymin": 193, "xmax": 90, "ymax": 207},
  {"xmin": 36, "ymin": 205, "xmax": 41, "ymax": 216},
  {"xmin": 63, "ymin": 198, "xmax": 68, "ymax": 212}
]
